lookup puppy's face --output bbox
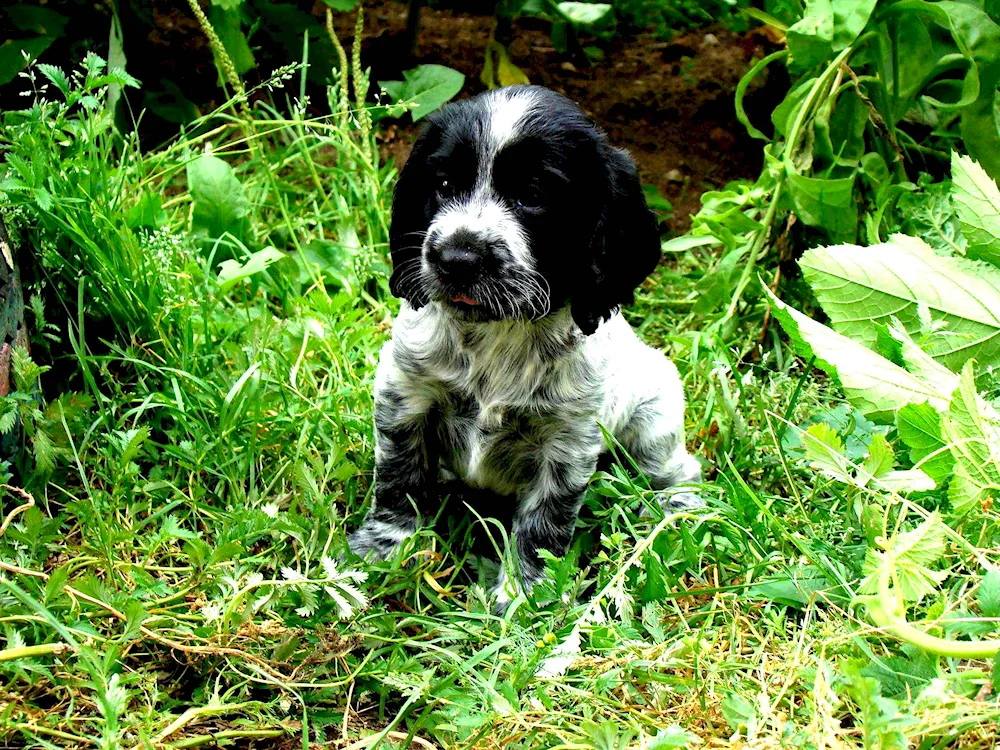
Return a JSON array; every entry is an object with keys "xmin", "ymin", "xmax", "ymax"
[{"xmin": 389, "ymin": 86, "xmax": 662, "ymax": 334}]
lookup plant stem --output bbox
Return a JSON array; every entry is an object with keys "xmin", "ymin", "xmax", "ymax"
[{"xmin": 0, "ymin": 641, "xmax": 70, "ymax": 662}]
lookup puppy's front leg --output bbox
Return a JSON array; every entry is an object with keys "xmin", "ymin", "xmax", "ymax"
[
  {"xmin": 349, "ymin": 352, "xmax": 436, "ymax": 561},
  {"xmin": 493, "ymin": 443, "xmax": 598, "ymax": 610}
]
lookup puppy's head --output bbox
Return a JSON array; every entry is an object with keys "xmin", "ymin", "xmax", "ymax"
[{"xmin": 389, "ymin": 85, "xmax": 661, "ymax": 333}]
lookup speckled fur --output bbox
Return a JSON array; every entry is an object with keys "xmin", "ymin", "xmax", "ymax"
[{"xmin": 348, "ymin": 86, "xmax": 702, "ymax": 609}]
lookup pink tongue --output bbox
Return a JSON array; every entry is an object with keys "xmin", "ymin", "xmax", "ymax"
[{"xmin": 451, "ymin": 294, "xmax": 479, "ymax": 305}]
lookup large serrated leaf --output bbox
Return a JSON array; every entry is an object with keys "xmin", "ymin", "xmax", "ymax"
[
  {"xmin": 942, "ymin": 362, "xmax": 1000, "ymax": 518},
  {"xmin": 859, "ymin": 512, "xmax": 949, "ymax": 604},
  {"xmin": 764, "ymin": 286, "xmax": 948, "ymax": 421},
  {"xmin": 951, "ymin": 153, "xmax": 1000, "ymax": 268},
  {"xmin": 896, "ymin": 403, "xmax": 954, "ymax": 484},
  {"xmin": 800, "ymin": 234, "xmax": 1000, "ymax": 370}
]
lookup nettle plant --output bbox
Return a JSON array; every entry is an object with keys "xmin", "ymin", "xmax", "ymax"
[
  {"xmin": 770, "ymin": 153, "xmax": 1000, "ymax": 659},
  {"xmin": 674, "ymin": 0, "xmax": 1000, "ymax": 336}
]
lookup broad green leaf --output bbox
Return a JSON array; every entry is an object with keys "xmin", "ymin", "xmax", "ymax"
[
  {"xmin": 860, "ymin": 512, "xmax": 949, "ymax": 604},
  {"xmin": 979, "ymin": 569, "xmax": 1000, "ymax": 618},
  {"xmin": 209, "ymin": 6, "xmax": 256, "ymax": 76},
  {"xmin": 785, "ymin": 172, "xmax": 857, "ymax": 241},
  {"xmin": 786, "ymin": 0, "xmax": 834, "ymax": 70},
  {"xmin": 803, "ymin": 422, "xmax": 851, "ymax": 482},
  {"xmin": 951, "ymin": 153, "xmax": 1000, "ymax": 267},
  {"xmin": 862, "ymin": 432, "xmax": 894, "ymax": 479},
  {"xmin": 877, "ymin": 469, "xmax": 935, "ymax": 493},
  {"xmin": 942, "ymin": 362, "xmax": 1000, "ymax": 518},
  {"xmin": 480, "ymin": 40, "xmax": 530, "ymax": 90},
  {"xmin": 0, "ymin": 37, "xmax": 54, "ymax": 87},
  {"xmin": 661, "ymin": 235, "xmax": 720, "ymax": 253},
  {"xmin": 874, "ymin": 12, "xmax": 936, "ymax": 122},
  {"xmin": 801, "ymin": 234, "xmax": 1000, "ymax": 370},
  {"xmin": 896, "ymin": 403, "xmax": 954, "ymax": 484},
  {"xmin": 383, "ymin": 65, "xmax": 465, "ymax": 122},
  {"xmin": 217, "ymin": 246, "xmax": 288, "ymax": 292},
  {"xmin": 764, "ymin": 286, "xmax": 949, "ymax": 421},
  {"xmin": 886, "ymin": 320, "xmax": 960, "ymax": 395},
  {"xmin": 831, "ymin": 0, "xmax": 878, "ymax": 51},
  {"xmin": 649, "ymin": 726, "xmax": 701, "ymax": 749},
  {"xmin": 187, "ymin": 153, "xmax": 248, "ymax": 248},
  {"xmin": 556, "ymin": 2, "xmax": 613, "ymax": 26},
  {"xmin": 945, "ymin": 2, "xmax": 1000, "ymax": 182}
]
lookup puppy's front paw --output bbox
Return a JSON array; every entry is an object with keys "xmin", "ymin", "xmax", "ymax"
[
  {"xmin": 347, "ymin": 516, "xmax": 416, "ymax": 561},
  {"xmin": 490, "ymin": 569, "xmax": 531, "ymax": 614},
  {"xmin": 641, "ymin": 490, "xmax": 705, "ymax": 518}
]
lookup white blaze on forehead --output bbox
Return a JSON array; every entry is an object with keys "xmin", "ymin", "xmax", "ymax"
[
  {"xmin": 420, "ymin": 88, "xmax": 540, "ymax": 274},
  {"xmin": 484, "ymin": 87, "xmax": 539, "ymax": 158}
]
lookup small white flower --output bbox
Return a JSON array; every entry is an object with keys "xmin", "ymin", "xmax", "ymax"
[
  {"xmin": 261, "ymin": 502, "xmax": 280, "ymax": 518},
  {"xmin": 201, "ymin": 603, "xmax": 222, "ymax": 622}
]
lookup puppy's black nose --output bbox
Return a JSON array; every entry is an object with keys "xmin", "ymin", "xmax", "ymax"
[{"xmin": 433, "ymin": 230, "xmax": 486, "ymax": 283}]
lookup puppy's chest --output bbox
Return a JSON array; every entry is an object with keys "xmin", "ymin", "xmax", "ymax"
[{"xmin": 430, "ymin": 344, "xmax": 597, "ymax": 495}]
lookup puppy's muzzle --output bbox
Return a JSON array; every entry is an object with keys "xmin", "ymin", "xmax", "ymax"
[{"xmin": 428, "ymin": 229, "xmax": 501, "ymax": 299}]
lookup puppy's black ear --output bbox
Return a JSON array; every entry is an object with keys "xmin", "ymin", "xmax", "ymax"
[
  {"xmin": 571, "ymin": 147, "xmax": 661, "ymax": 335},
  {"xmin": 388, "ymin": 121, "xmax": 441, "ymax": 307}
]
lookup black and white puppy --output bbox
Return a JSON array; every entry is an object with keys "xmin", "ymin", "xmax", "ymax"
[{"xmin": 349, "ymin": 85, "xmax": 702, "ymax": 609}]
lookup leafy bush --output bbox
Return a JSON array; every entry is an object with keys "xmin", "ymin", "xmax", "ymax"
[
  {"xmin": 766, "ymin": 151, "xmax": 1000, "ymax": 663},
  {"xmin": 675, "ymin": 0, "xmax": 1000, "ymax": 337}
]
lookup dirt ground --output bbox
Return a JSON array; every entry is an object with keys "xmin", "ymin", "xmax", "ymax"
[{"xmin": 357, "ymin": 0, "xmax": 781, "ymax": 232}]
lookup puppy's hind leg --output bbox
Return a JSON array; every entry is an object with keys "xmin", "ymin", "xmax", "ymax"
[{"xmin": 618, "ymin": 394, "xmax": 704, "ymax": 513}]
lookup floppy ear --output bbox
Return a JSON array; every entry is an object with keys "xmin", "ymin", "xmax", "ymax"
[
  {"xmin": 388, "ymin": 122, "xmax": 441, "ymax": 307},
  {"xmin": 570, "ymin": 147, "xmax": 662, "ymax": 335}
]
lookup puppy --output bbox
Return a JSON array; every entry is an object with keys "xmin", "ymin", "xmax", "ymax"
[{"xmin": 349, "ymin": 85, "xmax": 702, "ymax": 609}]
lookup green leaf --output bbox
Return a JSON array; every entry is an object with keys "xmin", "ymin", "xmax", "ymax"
[
  {"xmin": 187, "ymin": 153, "xmax": 248, "ymax": 249},
  {"xmin": 217, "ymin": 246, "xmax": 288, "ymax": 292},
  {"xmin": 5, "ymin": 4, "xmax": 69, "ymax": 36},
  {"xmin": 785, "ymin": 172, "xmax": 857, "ymax": 241},
  {"xmin": 649, "ymin": 726, "xmax": 701, "ymax": 749},
  {"xmin": 979, "ymin": 569, "xmax": 1000, "ymax": 618},
  {"xmin": 0, "ymin": 37, "xmax": 54, "ymax": 87},
  {"xmin": 862, "ymin": 432, "xmax": 895, "ymax": 479},
  {"xmin": 942, "ymin": 362, "xmax": 1000, "ymax": 518},
  {"xmin": 803, "ymin": 422, "xmax": 850, "ymax": 482},
  {"xmin": 800, "ymin": 234, "xmax": 1000, "ymax": 371},
  {"xmin": 885, "ymin": 320, "xmax": 960, "ymax": 395},
  {"xmin": 382, "ymin": 65, "xmax": 465, "ymax": 122},
  {"xmin": 896, "ymin": 403, "xmax": 954, "ymax": 484},
  {"xmin": 782, "ymin": 404, "xmax": 887, "ymax": 462},
  {"xmin": 209, "ymin": 6, "xmax": 256, "ymax": 76},
  {"xmin": 786, "ymin": 0, "xmax": 834, "ymax": 71},
  {"xmin": 556, "ymin": 2, "xmax": 613, "ymax": 26},
  {"xmin": 36, "ymin": 63, "xmax": 69, "ymax": 96},
  {"xmin": 480, "ymin": 39, "xmax": 530, "ymax": 90},
  {"xmin": 764, "ymin": 286, "xmax": 949, "ymax": 421},
  {"xmin": 951, "ymin": 153, "xmax": 1000, "ymax": 268},
  {"xmin": 126, "ymin": 192, "xmax": 166, "ymax": 230},
  {"xmin": 860, "ymin": 512, "xmax": 949, "ymax": 604}
]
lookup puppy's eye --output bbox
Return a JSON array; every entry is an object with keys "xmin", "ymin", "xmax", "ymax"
[
  {"xmin": 435, "ymin": 176, "xmax": 454, "ymax": 202},
  {"xmin": 514, "ymin": 185, "xmax": 545, "ymax": 212}
]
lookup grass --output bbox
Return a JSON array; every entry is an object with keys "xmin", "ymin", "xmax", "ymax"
[{"xmin": 1, "ymin": 42, "xmax": 999, "ymax": 750}]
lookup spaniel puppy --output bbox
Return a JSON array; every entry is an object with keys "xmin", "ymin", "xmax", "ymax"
[{"xmin": 349, "ymin": 85, "xmax": 702, "ymax": 609}]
